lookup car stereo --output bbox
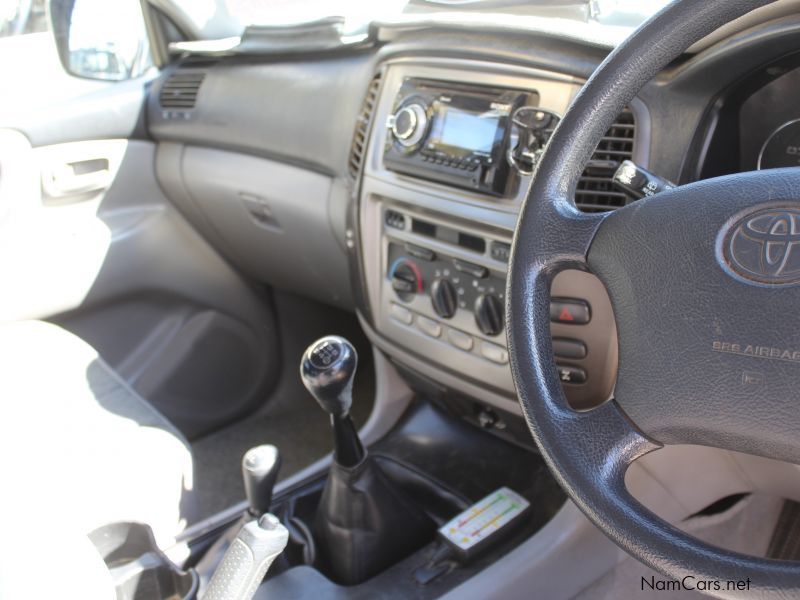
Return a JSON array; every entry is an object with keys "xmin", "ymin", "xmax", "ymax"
[{"xmin": 383, "ymin": 79, "xmax": 538, "ymax": 196}]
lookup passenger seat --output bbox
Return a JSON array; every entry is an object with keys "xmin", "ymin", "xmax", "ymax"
[{"xmin": 0, "ymin": 320, "xmax": 197, "ymax": 548}]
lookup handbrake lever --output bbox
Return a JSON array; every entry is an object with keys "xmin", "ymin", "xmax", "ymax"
[{"xmin": 203, "ymin": 514, "xmax": 289, "ymax": 600}]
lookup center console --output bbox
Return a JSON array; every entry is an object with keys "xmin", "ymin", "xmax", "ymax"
[{"xmin": 358, "ymin": 59, "xmax": 628, "ymax": 420}]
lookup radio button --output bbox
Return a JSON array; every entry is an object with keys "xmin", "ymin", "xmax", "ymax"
[
  {"xmin": 393, "ymin": 108, "xmax": 415, "ymax": 139},
  {"xmin": 417, "ymin": 316, "xmax": 442, "ymax": 339},
  {"xmin": 447, "ymin": 329, "xmax": 474, "ymax": 352},
  {"xmin": 481, "ymin": 341, "xmax": 508, "ymax": 365},
  {"xmin": 391, "ymin": 103, "xmax": 428, "ymax": 148}
]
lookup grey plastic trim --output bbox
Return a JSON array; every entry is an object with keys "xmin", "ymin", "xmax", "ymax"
[
  {"xmin": 156, "ymin": 144, "xmax": 354, "ymax": 309},
  {"xmin": 148, "ymin": 53, "xmax": 377, "ymax": 178}
]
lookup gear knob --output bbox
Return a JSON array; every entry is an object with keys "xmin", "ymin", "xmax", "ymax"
[
  {"xmin": 301, "ymin": 336, "xmax": 365, "ymax": 467},
  {"xmin": 300, "ymin": 336, "xmax": 358, "ymax": 418}
]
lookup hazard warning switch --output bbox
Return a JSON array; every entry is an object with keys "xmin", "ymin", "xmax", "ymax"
[{"xmin": 550, "ymin": 299, "xmax": 591, "ymax": 325}]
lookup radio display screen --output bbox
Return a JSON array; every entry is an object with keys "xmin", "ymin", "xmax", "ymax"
[{"xmin": 429, "ymin": 105, "xmax": 501, "ymax": 155}]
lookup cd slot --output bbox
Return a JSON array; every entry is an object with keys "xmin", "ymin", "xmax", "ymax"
[{"xmin": 411, "ymin": 217, "xmax": 486, "ymax": 254}]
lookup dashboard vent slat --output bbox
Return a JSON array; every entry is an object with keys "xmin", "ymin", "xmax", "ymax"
[
  {"xmin": 575, "ymin": 108, "xmax": 636, "ymax": 213},
  {"xmin": 160, "ymin": 72, "xmax": 206, "ymax": 110},
  {"xmin": 348, "ymin": 73, "xmax": 383, "ymax": 180}
]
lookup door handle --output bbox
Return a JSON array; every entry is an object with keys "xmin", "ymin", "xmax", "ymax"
[{"xmin": 42, "ymin": 157, "xmax": 112, "ymax": 199}]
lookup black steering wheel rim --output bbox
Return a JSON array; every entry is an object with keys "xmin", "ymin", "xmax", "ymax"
[{"xmin": 507, "ymin": 0, "xmax": 800, "ymax": 597}]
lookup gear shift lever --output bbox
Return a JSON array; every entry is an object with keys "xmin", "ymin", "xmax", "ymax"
[
  {"xmin": 300, "ymin": 336, "xmax": 365, "ymax": 467},
  {"xmin": 300, "ymin": 336, "xmax": 434, "ymax": 585}
]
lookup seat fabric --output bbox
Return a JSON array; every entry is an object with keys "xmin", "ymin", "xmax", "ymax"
[{"xmin": 0, "ymin": 320, "xmax": 198, "ymax": 547}]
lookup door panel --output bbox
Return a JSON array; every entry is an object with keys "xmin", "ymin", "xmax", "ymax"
[{"xmin": 0, "ymin": 132, "xmax": 280, "ymax": 438}]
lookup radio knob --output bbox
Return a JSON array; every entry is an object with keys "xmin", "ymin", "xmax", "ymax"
[
  {"xmin": 475, "ymin": 294, "xmax": 504, "ymax": 337},
  {"xmin": 391, "ymin": 103, "xmax": 428, "ymax": 148},
  {"xmin": 430, "ymin": 278, "xmax": 457, "ymax": 319}
]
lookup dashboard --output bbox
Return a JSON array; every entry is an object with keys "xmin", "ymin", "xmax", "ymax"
[{"xmin": 144, "ymin": 12, "xmax": 800, "ymax": 436}]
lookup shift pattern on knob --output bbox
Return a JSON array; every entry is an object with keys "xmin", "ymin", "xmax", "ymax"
[
  {"xmin": 300, "ymin": 336, "xmax": 358, "ymax": 418},
  {"xmin": 309, "ymin": 341, "xmax": 341, "ymax": 368}
]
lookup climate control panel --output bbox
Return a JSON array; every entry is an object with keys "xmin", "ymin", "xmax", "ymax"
[{"xmin": 387, "ymin": 242, "xmax": 507, "ymax": 339}]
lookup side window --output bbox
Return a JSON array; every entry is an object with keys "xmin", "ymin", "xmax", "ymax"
[{"xmin": 51, "ymin": 0, "xmax": 153, "ymax": 81}]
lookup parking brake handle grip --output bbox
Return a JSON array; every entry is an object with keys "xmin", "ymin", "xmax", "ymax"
[{"xmin": 203, "ymin": 514, "xmax": 289, "ymax": 600}]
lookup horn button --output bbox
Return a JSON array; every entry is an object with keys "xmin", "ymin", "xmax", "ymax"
[{"xmin": 586, "ymin": 169, "xmax": 800, "ymax": 463}]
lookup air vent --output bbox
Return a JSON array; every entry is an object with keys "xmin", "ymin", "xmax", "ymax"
[
  {"xmin": 575, "ymin": 109, "xmax": 636, "ymax": 212},
  {"xmin": 159, "ymin": 71, "xmax": 206, "ymax": 109},
  {"xmin": 348, "ymin": 72, "xmax": 383, "ymax": 180}
]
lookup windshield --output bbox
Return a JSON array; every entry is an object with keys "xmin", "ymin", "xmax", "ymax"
[{"xmin": 174, "ymin": 0, "xmax": 673, "ymax": 41}]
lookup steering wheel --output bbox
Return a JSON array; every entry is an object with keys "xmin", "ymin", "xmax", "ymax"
[{"xmin": 507, "ymin": 0, "xmax": 800, "ymax": 596}]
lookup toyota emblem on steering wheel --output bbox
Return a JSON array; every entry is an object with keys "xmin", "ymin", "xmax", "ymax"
[{"xmin": 723, "ymin": 206, "xmax": 800, "ymax": 285}]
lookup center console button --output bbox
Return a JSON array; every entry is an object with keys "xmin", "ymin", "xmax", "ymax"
[
  {"xmin": 417, "ymin": 316, "xmax": 442, "ymax": 339},
  {"xmin": 447, "ymin": 329, "xmax": 474, "ymax": 352},
  {"xmin": 490, "ymin": 241, "xmax": 511, "ymax": 263},
  {"xmin": 405, "ymin": 243, "xmax": 435, "ymax": 261},
  {"xmin": 552, "ymin": 338, "xmax": 587, "ymax": 359},
  {"xmin": 453, "ymin": 259, "xmax": 488, "ymax": 279},
  {"xmin": 480, "ymin": 341, "xmax": 508, "ymax": 365},
  {"xmin": 550, "ymin": 299, "xmax": 591, "ymax": 324},
  {"xmin": 390, "ymin": 303, "xmax": 413, "ymax": 325}
]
